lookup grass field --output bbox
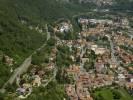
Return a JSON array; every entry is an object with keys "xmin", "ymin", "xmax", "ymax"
[{"xmin": 94, "ymin": 87, "xmax": 133, "ymax": 100}]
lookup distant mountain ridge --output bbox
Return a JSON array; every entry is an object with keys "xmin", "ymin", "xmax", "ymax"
[
  {"xmin": 59, "ymin": 0, "xmax": 133, "ymax": 9},
  {"xmin": 57, "ymin": 0, "xmax": 114, "ymax": 6},
  {"xmin": 78, "ymin": 0, "xmax": 114, "ymax": 6}
]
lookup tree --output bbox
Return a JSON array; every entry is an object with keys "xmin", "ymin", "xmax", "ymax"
[
  {"xmin": 112, "ymin": 90, "xmax": 121, "ymax": 100},
  {"xmin": 47, "ymin": 38, "xmax": 56, "ymax": 46},
  {"xmin": 84, "ymin": 61, "xmax": 94, "ymax": 72},
  {"xmin": 0, "ymin": 93, "xmax": 5, "ymax": 100},
  {"xmin": 56, "ymin": 68, "xmax": 65, "ymax": 83}
]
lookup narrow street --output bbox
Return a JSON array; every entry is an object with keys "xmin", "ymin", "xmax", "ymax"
[
  {"xmin": 80, "ymin": 45, "xmax": 86, "ymax": 72},
  {"xmin": 108, "ymin": 35, "xmax": 122, "ymax": 71},
  {"xmin": 75, "ymin": 43, "xmax": 87, "ymax": 99},
  {"xmin": 109, "ymin": 36, "xmax": 118, "ymax": 65}
]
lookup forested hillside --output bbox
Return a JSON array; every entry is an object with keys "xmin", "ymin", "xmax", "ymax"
[
  {"xmin": 111, "ymin": 0, "xmax": 133, "ymax": 10},
  {"xmin": 0, "ymin": 0, "xmax": 94, "ymax": 61}
]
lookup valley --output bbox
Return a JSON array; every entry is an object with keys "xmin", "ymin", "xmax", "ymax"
[{"xmin": 0, "ymin": 0, "xmax": 133, "ymax": 100}]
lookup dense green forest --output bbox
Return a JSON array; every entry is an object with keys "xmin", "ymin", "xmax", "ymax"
[{"xmin": 113, "ymin": 0, "xmax": 133, "ymax": 10}]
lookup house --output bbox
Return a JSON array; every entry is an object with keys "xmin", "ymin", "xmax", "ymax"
[
  {"xmin": 59, "ymin": 22, "xmax": 72, "ymax": 33},
  {"xmin": 46, "ymin": 63, "xmax": 55, "ymax": 70},
  {"xmin": 110, "ymin": 62, "xmax": 117, "ymax": 69},
  {"xmin": 89, "ymin": 19, "xmax": 113, "ymax": 25},
  {"xmin": 126, "ymin": 82, "xmax": 133, "ymax": 90},
  {"xmin": 66, "ymin": 65, "xmax": 80, "ymax": 74},
  {"xmin": 32, "ymin": 75, "xmax": 41, "ymax": 87},
  {"xmin": 94, "ymin": 48, "xmax": 107, "ymax": 55},
  {"xmin": 76, "ymin": 82, "xmax": 93, "ymax": 100},
  {"xmin": 78, "ymin": 18, "xmax": 89, "ymax": 25},
  {"xmin": 91, "ymin": 44, "xmax": 98, "ymax": 51},
  {"xmin": 95, "ymin": 62, "xmax": 105, "ymax": 73},
  {"xmin": 16, "ymin": 87, "xmax": 26, "ymax": 95},
  {"xmin": 3, "ymin": 55, "xmax": 14, "ymax": 66},
  {"xmin": 65, "ymin": 85, "xmax": 78, "ymax": 100},
  {"xmin": 128, "ymin": 67, "xmax": 133, "ymax": 71},
  {"xmin": 118, "ymin": 74, "xmax": 126, "ymax": 82},
  {"xmin": 121, "ymin": 18, "xmax": 129, "ymax": 26}
]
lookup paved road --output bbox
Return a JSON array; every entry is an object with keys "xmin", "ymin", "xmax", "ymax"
[
  {"xmin": 42, "ymin": 67, "xmax": 57, "ymax": 88},
  {"xmin": 4, "ymin": 56, "xmax": 32, "ymax": 86}
]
